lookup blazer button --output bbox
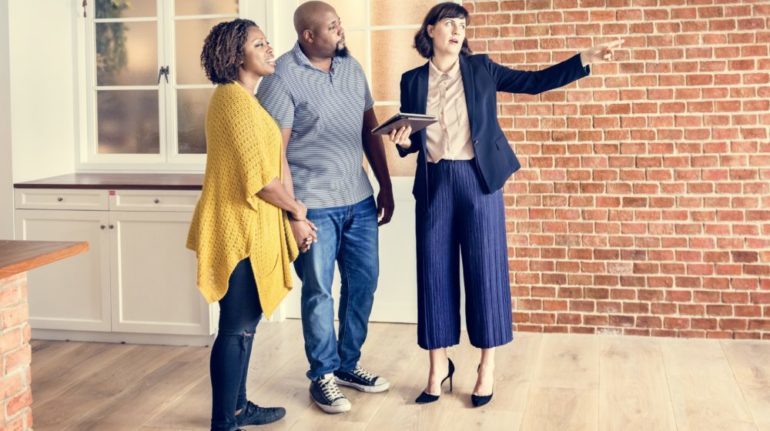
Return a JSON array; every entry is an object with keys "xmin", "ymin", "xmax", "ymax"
[{"xmin": 473, "ymin": 139, "xmax": 479, "ymax": 146}]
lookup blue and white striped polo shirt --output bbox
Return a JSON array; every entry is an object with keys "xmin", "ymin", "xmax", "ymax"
[{"xmin": 257, "ymin": 42, "xmax": 375, "ymax": 209}]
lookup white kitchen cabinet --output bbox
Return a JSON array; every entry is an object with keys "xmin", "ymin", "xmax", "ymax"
[
  {"xmin": 14, "ymin": 209, "xmax": 111, "ymax": 331},
  {"xmin": 14, "ymin": 187, "xmax": 215, "ymax": 344},
  {"xmin": 109, "ymin": 210, "xmax": 210, "ymax": 335}
]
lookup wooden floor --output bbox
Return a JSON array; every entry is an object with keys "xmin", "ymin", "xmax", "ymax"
[{"xmin": 30, "ymin": 320, "xmax": 770, "ymax": 431}]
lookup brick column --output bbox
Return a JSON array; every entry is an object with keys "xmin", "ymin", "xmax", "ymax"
[{"xmin": 1, "ymin": 273, "xmax": 33, "ymax": 431}]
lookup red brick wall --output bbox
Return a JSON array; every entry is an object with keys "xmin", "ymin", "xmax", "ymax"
[
  {"xmin": 463, "ymin": 0, "xmax": 770, "ymax": 339},
  {"xmin": 1, "ymin": 274, "xmax": 33, "ymax": 430}
]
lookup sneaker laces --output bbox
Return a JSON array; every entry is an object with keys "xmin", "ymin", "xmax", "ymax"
[
  {"xmin": 351, "ymin": 365, "xmax": 377, "ymax": 382},
  {"xmin": 319, "ymin": 375, "xmax": 344, "ymax": 401}
]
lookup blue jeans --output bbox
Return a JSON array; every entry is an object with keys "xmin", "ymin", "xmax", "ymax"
[
  {"xmin": 294, "ymin": 196, "xmax": 379, "ymax": 380},
  {"xmin": 210, "ymin": 258, "xmax": 262, "ymax": 431}
]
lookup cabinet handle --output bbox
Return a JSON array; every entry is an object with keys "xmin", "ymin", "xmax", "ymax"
[
  {"xmin": 100, "ymin": 225, "xmax": 106, "ymax": 230},
  {"xmin": 109, "ymin": 224, "xmax": 115, "ymax": 229},
  {"xmin": 154, "ymin": 199, "xmax": 160, "ymax": 204},
  {"xmin": 57, "ymin": 197, "xmax": 64, "ymax": 202}
]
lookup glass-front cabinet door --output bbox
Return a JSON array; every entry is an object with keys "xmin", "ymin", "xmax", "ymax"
[
  {"xmin": 85, "ymin": 0, "xmax": 239, "ymax": 166},
  {"xmin": 93, "ymin": 0, "xmax": 161, "ymax": 156},
  {"xmin": 171, "ymin": 0, "xmax": 239, "ymax": 159}
]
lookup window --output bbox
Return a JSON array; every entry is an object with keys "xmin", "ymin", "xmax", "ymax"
[{"xmin": 80, "ymin": 0, "xmax": 240, "ymax": 169}]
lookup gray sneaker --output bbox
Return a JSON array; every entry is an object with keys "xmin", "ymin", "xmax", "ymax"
[
  {"xmin": 334, "ymin": 364, "xmax": 390, "ymax": 393},
  {"xmin": 309, "ymin": 373, "xmax": 352, "ymax": 414}
]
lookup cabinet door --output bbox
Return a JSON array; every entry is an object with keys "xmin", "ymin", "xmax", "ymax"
[
  {"xmin": 109, "ymin": 211, "xmax": 213, "ymax": 335},
  {"xmin": 14, "ymin": 210, "xmax": 111, "ymax": 331}
]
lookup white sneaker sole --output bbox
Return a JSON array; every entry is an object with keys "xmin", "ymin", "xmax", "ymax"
[
  {"xmin": 335, "ymin": 377, "xmax": 391, "ymax": 393},
  {"xmin": 311, "ymin": 395, "xmax": 352, "ymax": 414}
]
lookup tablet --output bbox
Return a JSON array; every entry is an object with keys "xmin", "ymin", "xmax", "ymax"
[{"xmin": 371, "ymin": 112, "xmax": 437, "ymax": 135}]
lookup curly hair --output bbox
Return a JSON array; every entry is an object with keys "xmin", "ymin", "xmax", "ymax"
[
  {"xmin": 200, "ymin": 19, "xmax": 258, "ymax": 84},
  {"xmin": 414, "ymin": 2, "xmax": 472, "ymax": 59}
]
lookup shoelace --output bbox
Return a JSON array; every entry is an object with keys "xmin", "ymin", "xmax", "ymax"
[
  {"xmin": 319, "ymin": 376, "xmax": 344, "ymax": 401},
  {"xmin": 352, "ymin": 366, "xmax": 377, "ymax": 382}
]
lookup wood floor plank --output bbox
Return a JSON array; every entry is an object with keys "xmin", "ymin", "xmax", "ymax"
[
  {"xmin": 598, "ymin": 336, "xmax": 677, "ymax": 431},
  {"xmin": 29, "ymin": 324, "xmax": 770, "ymax": 430},
  {"xmin": 142, "ymin": 375, "xmax": 211, "ymax": 431},
  {"xmin": 34, "ymin": 345, "xmax": 187, "ymax": 431},
  {"xmin": 529, "ymin": 333, "xmax": 599, "ymax": 390},
  {"xmin": 521, "ymin": 387, "xmax": 598, "ymax": 431},
  {"xmin": 661, "ymin": 337, "xmax": 757, "ymax": 431},
  {"xmin": 30, "ymin": 340, "xmax": 83, "ymax": 377},
  {"xmin": 32, "ymin": 342, "xmax": 138, "ymax": 407},
  {"xmin": 721, "ymin": 340, "xmax": 770, "ymax": 430},
  {"xmin": 520, "ymin": 333, "xmax": 599, "ymax": 431},
  {"xmin": 73, "ymin": 346, "xmax": 210, "ymax": 431}
]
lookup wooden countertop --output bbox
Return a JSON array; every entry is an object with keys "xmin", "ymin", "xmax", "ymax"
[
  {"xmin": 14, "ymin": 173, "xmax": 203, "ymax": 190},
  {"xmin": 0, "ymin": 240, "xmax": 89, "ymax": 279}
]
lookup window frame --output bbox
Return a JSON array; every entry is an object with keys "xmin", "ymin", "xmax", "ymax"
[{"xmin": 74, "ymin": 0, "xmax": 258, "ymax": 172}]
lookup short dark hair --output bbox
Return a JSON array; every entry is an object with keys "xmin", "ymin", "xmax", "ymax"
[
  {"xmin": 414, "ymin": 2, "xmax": 472, "ymax": 59},
  {"xmin": 200, "ymin": 19, "xmax": 258, "ymax": 84}
]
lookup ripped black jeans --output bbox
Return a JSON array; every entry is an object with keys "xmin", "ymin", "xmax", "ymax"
[{"xmin": 210, "ymin": 258, "xmax": 263, "ymax": 431}]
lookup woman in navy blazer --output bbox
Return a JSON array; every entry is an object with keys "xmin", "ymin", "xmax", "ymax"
[{"xmin": 388, "ymin": 2, "xmax": 622, "ymax": 407}]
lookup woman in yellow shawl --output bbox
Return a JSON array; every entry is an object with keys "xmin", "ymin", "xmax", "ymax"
[{"xmin": 187, "ymin": 19, "xmax": 317, "ymax": 431}]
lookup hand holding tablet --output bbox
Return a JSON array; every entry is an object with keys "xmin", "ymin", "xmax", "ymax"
[{"xmin": 371, "ymin": 112, "xmax": 437, "ymax": 136}]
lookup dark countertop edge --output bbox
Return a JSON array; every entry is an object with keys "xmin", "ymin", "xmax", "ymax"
[
  {"xmin": 13, "ymin": 173, "xmax": 204, "ymax": 190},
  {"xmin": 14, "ymin": 183, "xmax": 203, "ymax": 190},
  {"xmin": 0, "ymin": 240, "xmax": 90, "ymax": 279}
]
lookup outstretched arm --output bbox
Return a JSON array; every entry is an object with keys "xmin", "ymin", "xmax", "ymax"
[{"xmin": 492, "ymin": 39, "xmax": 624, "ymax": 94}]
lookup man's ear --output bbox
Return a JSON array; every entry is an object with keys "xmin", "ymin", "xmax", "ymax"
[{"xmin": 302, "ymin": 29, "xmax": 314, "ymax": 44}]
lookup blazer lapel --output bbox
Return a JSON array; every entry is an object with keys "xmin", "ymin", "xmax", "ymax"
[
  {"xmin": 459, "ymin": 56, "xmax": 475, "ymax": 139},
  {"xmin": 414, "ymin": 63, "xmax": 429, "ymax": 151},
  {"xmin": 415, "ymin": 63, "xmax": 429, "ymax": 115},
  {"xmin": 414, "ymin": 63, "xmax": 430, "ymax": 205}
]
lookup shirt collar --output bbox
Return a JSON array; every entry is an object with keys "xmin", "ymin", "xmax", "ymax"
[
  {"xmin": 428, "ymin": 57, "xmax": 460, "ymax": 80},
  {"xmin": 292, "ymin": 42, "xmax": 341, "ymax": 72}
]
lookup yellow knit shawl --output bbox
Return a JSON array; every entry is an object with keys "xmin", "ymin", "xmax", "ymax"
[{"xmin": 187, "ymin": 82, "xmax": 299, "ymax": 317}]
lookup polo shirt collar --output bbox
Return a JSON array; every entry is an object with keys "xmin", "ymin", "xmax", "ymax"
[{"xmin": 292, "ymin": 42, "xmax": 341, "ymax": 72}]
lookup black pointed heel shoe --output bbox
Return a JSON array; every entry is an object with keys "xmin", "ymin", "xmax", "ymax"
[
  {"xmin": 415, "ymin": 358, "xmax": 455, "ymax": 404},
  {"xmin": 471, "ymin": 392, "xmax": 493, "ymax": 407},
  {"xmin": 471, "ymin": 364, "xmax": 494, "ymax": 408}
]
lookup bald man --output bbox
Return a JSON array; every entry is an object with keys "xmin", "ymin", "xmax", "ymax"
[{"xmin": 257, "ymin": 1, "xmax": 393, "ymax": 414}]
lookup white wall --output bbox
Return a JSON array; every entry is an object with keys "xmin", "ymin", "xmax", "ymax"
[
  {"xmin": 0, "ymin": 1, "xmax": 13, "ymax": 239},
  {"xmin": 263, "ymin": 0, "xmax": 300, "ymax": 55},
  {"xmin": 8, "ymin": 0, "xmax": 77, "ymax": 183}
]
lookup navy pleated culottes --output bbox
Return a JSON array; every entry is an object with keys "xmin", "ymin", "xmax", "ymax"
[{"xmin": 415, "ymin": 159, "xmax": 513, "ymax": 350}]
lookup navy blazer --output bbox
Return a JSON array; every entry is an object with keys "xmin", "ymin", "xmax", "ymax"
[{"xmin": 397, "ymin": 53, "xmax": 590, "ymax": 201}]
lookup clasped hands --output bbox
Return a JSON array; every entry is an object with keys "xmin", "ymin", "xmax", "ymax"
[{"xmin": 289, "ymin": 199, "xmax": 317, "ymax": 253}]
